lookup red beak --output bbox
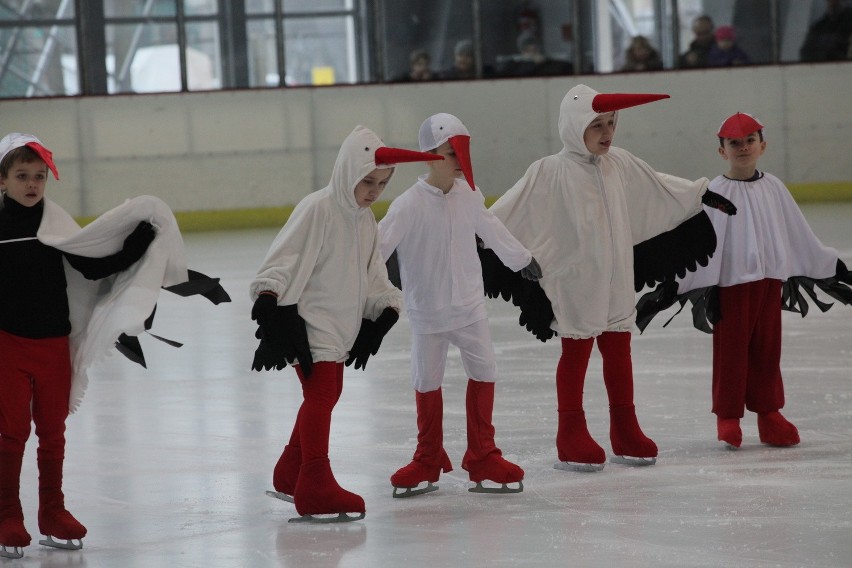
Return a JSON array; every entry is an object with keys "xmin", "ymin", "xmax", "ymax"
[
  {"xmin": 449, "ymin": 135, "xmax": 475, "ymax": 190},
  {"xmin": 374, "ymin": 146, "xmax": 443, "ymax": 167}
]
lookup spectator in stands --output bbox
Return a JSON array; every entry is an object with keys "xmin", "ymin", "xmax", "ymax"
[
  {"xmin": 441, "ymin": 40, "xmax": 476, "ymax": 80},
  {"xmin": 497, "ymin": 31, "xmax": 573, "ymax": 77},
  {"xmin": 800, "ymin": 0, "xmax": 852, "ymax": 62},
  {"xmin": 396, "ymin": 49, "xmax": 435, "ymax": 82},
  {"xmin": 680, "ymin": 15, "xmax": 716, "ymax": 68},
  {"xmin": 622, "ymin": 36, "xmax": 664, "ymax": 72},
  {"xmin": 707, "ymin": 25, "xmax": 751, "ymax": 67}
]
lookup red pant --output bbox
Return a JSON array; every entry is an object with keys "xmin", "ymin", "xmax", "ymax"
[
  {"xmin": 0, "ymin": 331, "xmax": 71, "ymax": 461},
  {"xmin": 713, "ymin": 280, "xmax": 784, "ymax": 418}
]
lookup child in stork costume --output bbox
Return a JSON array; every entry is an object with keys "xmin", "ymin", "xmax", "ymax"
[
  {"xmin": 251, "ymin": 126, "xmax": 441, "ymax": 522},
  {"xmin": 636, "ymin": 112, "xmax": 852, "ymax": 449},
  {"xmin": 378, "ymin": 113, "xmax": 541, "ymax": 497},
  {"xmin": 485, "ymin": 85, "xmax": 737, "ymax": 472},
  {"xmin": 0, "ymin": 133, "xmax": 229, "ymax": 559}
]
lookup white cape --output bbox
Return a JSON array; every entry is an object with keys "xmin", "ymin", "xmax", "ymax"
[{"xmin": 34, "ymin": 196, "xmax": 189, "ymax": 412}]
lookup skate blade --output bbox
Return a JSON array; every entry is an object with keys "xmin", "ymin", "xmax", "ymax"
[
  {"xmin": 610, "ymin": 455, "xmax": 656, "ymax": 466},
  {"xmin": 554, "ymin": 461, "xmax": 605, "ymax": 473},
  {"xmin": 392, "ymin": 482, "xmax": 439, "ymax": 498},
  {"xmin": 288, "ymin": 512, "xmax": 365, "ymax": 524},
  {"xmin": 39, "ymin": 535, "xmax": 83, "ymax": 550},
  {"xmin": 0, "ymin": 545, "xmax": 25, "ymax": 559},
  {"xmin": 722, "ymin": 442, "xmax": 740, "ymax": 451},
  {"xmin": 265, "ymin": 490, "xmax": 295, "ymax": 503},
  {"xmin": 468, "ymin": 480, "xmax": 524, "ymax": 494}
]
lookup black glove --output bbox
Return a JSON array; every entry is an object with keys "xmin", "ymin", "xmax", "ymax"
[
  {"xmin": 251, "ymin": 294, "xmax": 288, "ymax": 371},
  {"xmin": 252, "ymin": 326, "xmax": 287, "ymax": 371},
  {"xmin": 346, "ymin": 308, "xmax": 399, "ymax": 370},
  {"xmin": 702, "ymin": 190, "xmax": 737, "ymax": 215},
  {"xmin": 251, "ymin": 295, "xmax": 313, "ymax": 377},
  {"xmin": 121, "ymin": 221, "xmax": 157, "ymax": 263},
  {"xmin": 520, "ymin": 257, "xmax": 542, "ymax": 281},
  {"xmin": 279, "ymin": 304, "xmax": 313, "ymax": 378}
]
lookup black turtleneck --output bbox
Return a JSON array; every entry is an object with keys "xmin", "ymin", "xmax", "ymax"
[{"xmin": 0, "ymin": 194, "xmax": 141, "ymax": 338}]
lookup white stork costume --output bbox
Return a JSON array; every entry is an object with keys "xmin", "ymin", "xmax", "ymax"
[
  {"xmin": 251, "ymin": 126, "xmax": 439, "ymax": 521},
  {"xmin": 485, "ymin": 84, "xmax": 732, "ymax": 471},
  {"xmin": 0, "ymin": 133, "xmax": 229, "ymax": 557},
  {"xmin": 379, "ymin": 113, "xmax": 536, "ymax": 497},
  {"xmin": 635, "ymin": 113, "xmax": 852, "ymax": 449}
]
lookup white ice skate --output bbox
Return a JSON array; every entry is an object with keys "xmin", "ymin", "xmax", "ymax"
[
  {"xmin": 392, "ymin": 481, "xmax": 439, "ymax": 499},
  {"xmin": 0, "ymin": 544, "xmax": 25, "ymax": 559},
  {"xmin": 554, "ymin": 461, "xmax": 605, "ymax": 473},
  {"xmin": 39, "ymin": 535, "xmax": 83, "ymax": 550},
  {"xmin": 265, "ymin": 490, "xmax": 294, "ymax": 504},
  {"xmin": 468, "ymin": 480, "xmax": 523, "ymax": 494},
  {"xmin": 609, "ymin": 455, "xmax": 656, "ymax": 466},
  {"xmin": 288, "ymin": 512, "xmax": 365, "ymax": 524}
]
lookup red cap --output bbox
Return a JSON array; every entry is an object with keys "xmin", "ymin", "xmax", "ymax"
[
  {"xmin": 591, "ymin": 93, "xmax": 670, "ymax": 113},
  {"xmin": 374, "ymin": 146, "xmax": 444, "ymax": 167},
  {"xmin": 717, "ymin": 112, "xmax": 763, "ymax": 139},
  {"xmin": 25, "ymin": 142, "xmax": 59, "ymax": 180},
  {"xmin": 448, "ymin": 135, "xmax": 475, "ymax": 190}
]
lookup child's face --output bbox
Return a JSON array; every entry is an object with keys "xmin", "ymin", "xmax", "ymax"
[
  {"xmin": 719, "ymin": 132, "xmax": 765, "ymax": 171},
  {"xmin": 0, "ymin": 157, "xmax": 48, "ymax": 207},
  {"xmin": 427, "ymin": 141, "xmax": 462, "ymax": 188},
  {"xmin": 354, "ymin": 167, "xmax": 392, "ymax": 208},
  {"xmin": 583, "ymin": 112, "xmax": 616, "ymax": 155}
]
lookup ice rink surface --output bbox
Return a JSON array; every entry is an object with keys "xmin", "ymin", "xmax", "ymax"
[{"xmin": 8, "ymin": 203, "xmax": 851, "ymax": 568}]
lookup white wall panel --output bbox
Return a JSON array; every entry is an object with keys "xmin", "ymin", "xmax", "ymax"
[{"xmin": 0, "ymin": 63, "xmax": 849, "ymax": 218}]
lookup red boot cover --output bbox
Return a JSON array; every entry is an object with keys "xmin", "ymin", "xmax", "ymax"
[
  {"xmin": 609, "ymin": 405, "xmax": 657, "ymax": 458},
  {"xmin": 296, "ymin": 362, "xmax": 339, "ymax": 463},
  {"xmin": 272, "ymin": 444, "xmax": 302, "ymax": 495},
  {"xmin": 716, "ymin": 417, "xmax": 742, "ymax": 448},
  {"xmin": 0, "ymin": 452, "xmax": 30, "ymax": 547},
  {"xmin": 462, "ymin": 380, "xmax": 524, "ymax": 484},
  {"xmin": 757, "ymin": 411, "xmax": 800, "ymax": 446},
  {"xmin": 37, "ymin": 460, "xmax": 86, "ymax": 540},
  {"xmin": 293, "ymin": 458, "xmax": 365, "ymax": 516},
  {"xmin": 391, "ymin": 389, "xmax": 452, "ymax": 487},
  {"xmin": 272, "ymin": 407, "xmax": 303, "ymax": 494},
  {"xmin": 556, "ymin": 338, "xmax": 594, "ymax": 412},
  {"xmin": 597, "ymin": 331, "xmax": 634, "ymax": 408},
  {"xmin": 556, "ymin": 410, "xmax": 605, "ymax": 464}
]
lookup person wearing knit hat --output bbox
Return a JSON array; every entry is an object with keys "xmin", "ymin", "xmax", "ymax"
[
  {"xmin": 379, "ymin": 113, "xmax": 541, "ymax": 497},
  {"xmin": 707, "ymin": 24, "xmax": 751, "ymax": 66},
  {"xmin": 486, "ymin": 84, "xmax": 736, "ymax": 473},
  {"xmin": 253, "ymin": 125, "xmax": 441, "ymax": 521},
  {"xmin": 0, "ymin": 133, "xmax": 229, "ymax": 558},
  {"xmin": 637, "ymin": 112, "xmax": 852, "ymax": 450}
]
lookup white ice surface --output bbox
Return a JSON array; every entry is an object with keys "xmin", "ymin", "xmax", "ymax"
[{"xmin": 12, "ymin": 203, "xmax": 852, "ymax": 568}]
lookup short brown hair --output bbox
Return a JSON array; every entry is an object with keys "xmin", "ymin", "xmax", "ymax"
[{"xmin": 0, "ymin": 145, "xmax": 42, "ymax": 177}]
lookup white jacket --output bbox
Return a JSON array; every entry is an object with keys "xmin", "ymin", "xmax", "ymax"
[
  {"xmin": 379, "ymin": 175, "xmax": 531, "ymax": 334},
  {"xmin": 491, "ymin": 84, "xmax": 708, "ymax": 339},
  {"xmin": 251, "ymin": 126, "xmax": 403, "ymax": 362}
]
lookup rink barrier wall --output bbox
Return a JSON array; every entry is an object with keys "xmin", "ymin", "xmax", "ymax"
[
  {"xmin": 3, "ymin": 61, "xmax": 850, "ymax": 225},
  {"xmin": 76, "ymin": 181, "xmax": 852, "ymax": 231}
]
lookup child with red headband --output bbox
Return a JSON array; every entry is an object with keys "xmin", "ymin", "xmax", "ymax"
[
  {"xmin": 486, "ymin": 84, "xmax": 737, "ymax": 472},
  {"xmin": 637, "ymin": 112, "xmax": 852, "ymax": 449},
  {"xmin": 252, "ymin": 125, "xmax": 441, "ymax": 522},
  {"xmin": 0, "ymin": 133, "xmax": 228, "ymax": 558},
  {"xmin": 379, "ymin": 113, "xmax": 541, "ymax": 497}
]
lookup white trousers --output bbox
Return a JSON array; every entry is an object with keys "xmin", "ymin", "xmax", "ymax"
[{"xmin": 410, "ymin": 318, "xmax": 498, "ymax": 392}]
